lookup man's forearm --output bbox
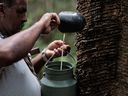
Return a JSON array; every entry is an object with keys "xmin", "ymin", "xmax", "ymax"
[
  {"xmin": 0, "ymin": 22, "xmax": 44, "ymax": 65},
  {"xmin": 31, "ymin": 53, "xmax": 46, "ymax": 74}
]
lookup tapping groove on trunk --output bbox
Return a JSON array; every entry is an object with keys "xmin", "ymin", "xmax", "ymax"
[{"xmin": 75, "ymin": 0, "xmax": 128, "ymax": 96}]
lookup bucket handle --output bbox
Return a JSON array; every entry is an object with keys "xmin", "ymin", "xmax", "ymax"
[
  {"xmin": 44, "ymin": 51, "xmax": 77, "ymax": 66},
  {"xmin": 38, "ymin": 49, "xmax": 77, "ymax": 77}
]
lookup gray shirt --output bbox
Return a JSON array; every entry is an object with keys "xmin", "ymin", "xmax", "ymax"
[{"xmin": 0, "ymin": 35, "xmax": 41, "ymax": 96}]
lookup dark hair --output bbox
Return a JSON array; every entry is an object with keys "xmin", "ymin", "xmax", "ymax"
[{"xmin": 0, "ymin": 0, "xmax": 15, "ymax": 7}]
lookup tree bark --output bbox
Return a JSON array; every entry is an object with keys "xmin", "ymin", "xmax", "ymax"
[{"xmin": 75, "ymin": 0, "xmax": 128, "ymax": 96}]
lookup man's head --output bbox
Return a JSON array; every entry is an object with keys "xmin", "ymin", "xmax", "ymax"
[{"xmin": 0, "ymin": 0, "xmax": 27, "ymax": 36}]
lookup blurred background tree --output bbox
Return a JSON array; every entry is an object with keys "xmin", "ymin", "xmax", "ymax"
[{"xmin": 24, "ymin": 0, "xmax": 77, "ymax": 64}]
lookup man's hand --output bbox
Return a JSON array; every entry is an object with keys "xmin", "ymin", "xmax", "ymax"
[
  {"xmin": 39, "ymin": 13, "xmax": 60, "ymax": 34},
  {"xmin": 44, "ymin": 40, "xmax": 71, "ymax": 59},
  {"xmin": 32, "ymin": 40, "xmax": 70, "ymax": 73}
]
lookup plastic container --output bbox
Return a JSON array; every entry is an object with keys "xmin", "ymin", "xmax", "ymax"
[{"xmin": 58, "ymin": 11, "xmax": 85, "ymax": 33}]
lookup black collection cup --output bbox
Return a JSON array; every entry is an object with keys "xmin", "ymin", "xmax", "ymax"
[{"xmin": 58, "ymin": 11, "xmax": 86, "ymax": 33}]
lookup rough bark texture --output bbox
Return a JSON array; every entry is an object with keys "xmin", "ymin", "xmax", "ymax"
[{"xmin": 75, "ymin": 0, "xmax": 128, "ymax": 96}]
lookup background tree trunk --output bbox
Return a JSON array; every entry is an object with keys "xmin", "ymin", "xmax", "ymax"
[{"xmin": 75, "ymin": 0, "xmax": 128, "ymax": 96}]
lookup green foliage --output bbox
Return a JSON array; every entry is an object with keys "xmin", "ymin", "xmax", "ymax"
[{"xmin": 25, "ymin": 0, "xmax": 77, "ymax": 64}]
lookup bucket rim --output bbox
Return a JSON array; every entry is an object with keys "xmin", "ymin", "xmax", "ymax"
[{"xmin": 45, "ymin": 61, "xmax": 73, "ymax": 72}]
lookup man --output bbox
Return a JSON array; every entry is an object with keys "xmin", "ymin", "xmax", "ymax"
[{"xmin": 0, "ymin": 0, "xmax": 70, "ymax": 96}]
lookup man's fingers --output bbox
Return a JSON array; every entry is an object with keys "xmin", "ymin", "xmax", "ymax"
[{"xmin": 51, "ymin": 13, "xmax": 60, "ymax": 25}]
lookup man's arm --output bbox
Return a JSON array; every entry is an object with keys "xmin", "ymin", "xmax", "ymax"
[
  {"xmin": 31, "ymin": 53, "xmax": 45, "ymax": 74},
  {"xmin": 31, "ymin": 40, "xmax": 71, "ymax": 74},
  {"xmin": 0, "ymin": 13, "xmax": 60, "ymax": 67}
]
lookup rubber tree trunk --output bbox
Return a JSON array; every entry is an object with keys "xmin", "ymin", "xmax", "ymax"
[{"xmin": 75, "ymin": 0, "xmax": 128, "ymax": 96}]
